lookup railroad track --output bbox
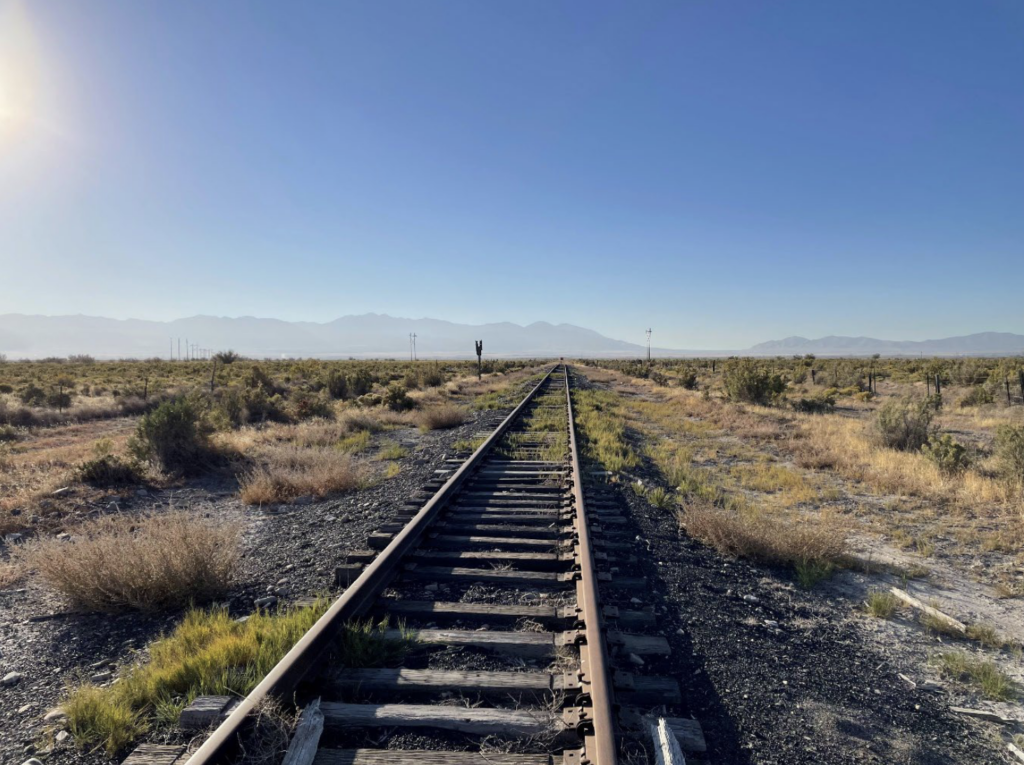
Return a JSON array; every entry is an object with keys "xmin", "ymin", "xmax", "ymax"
[{"xmin": 157, "ymin": 365, "xmax": 695, "ymax": 765}]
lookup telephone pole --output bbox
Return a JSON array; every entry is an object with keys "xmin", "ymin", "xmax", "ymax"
[
  {"xmin": 413, "ymin": 333, "xmax": 417, "ymax": 361},
  {"xmin": 646, "ymin": 328, "xmax": 652, "ymax": 363},
  {"xmin": 409, "ymin": 333, "xmax": 414, "ymax": 362}
]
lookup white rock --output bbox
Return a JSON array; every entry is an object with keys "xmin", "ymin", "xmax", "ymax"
[
  {"xmin": 628, "ymin": 653, "xmax": 645, "ymax": 667},
  {"xmin": 742, "ymin": 594, "xmax": 759, "ymax": 604},
  {"xmin": 43, "ymin": 709, "xmax": 67, "ymax": 722},
  {"xmin": 55, "ymin": 731, "xmax": 71, "ymax": 744},
  {"xmin": 254, "ymin": 596, "xmax": 278, "ymax": 608},
  {"xmin": 2, "ymin": 671, "xmax": 26, "ymax": 686}
]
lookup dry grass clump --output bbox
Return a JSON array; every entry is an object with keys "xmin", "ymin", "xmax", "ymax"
[
  {"xmin": 680, "ymin": 499, "xmax": 845, "ymax": 586},
  {"xmin": 239, "ymin": 445, "xmax": 368, "ymax": 505},
  {"xmin": 416, "ymin": 404, "xmax": 468, "ymax": 431},
  {"xmin": 0, "ymin": 561, "xmax": 23, "ymax": 589},
  {"xmin": 19, "ymin": 511, "xmax": 239, "ymax": 611}
]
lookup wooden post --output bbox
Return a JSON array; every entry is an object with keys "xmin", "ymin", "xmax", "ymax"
[
  {"xmin": 935, "ymin": 374, "xmax": 941, "ymax": 396},
  {"xmin": 810, "ymin": 368, "xmax": 816, "ymax": 385},
  {"xmin": 210, "ymin": 359, "xmax": 218, "ymax": 393},
  {"xmin": 1018, "ymin": 369, "xmax": 1024, "ymax": 402},
  {"xmin": 1008, "ymin": 377, "xmax": 1013, "ymax": 406},
  {"xmin": 475, "ymin": 340, "xmax": 483, "ymax": 380},
  {"xmin": 926, "ymin": 375, "xmax": 931, "ymax": 396},
  {"xmin": 143, "ymin": 377, "xmax": 148, "ymax": 401}
]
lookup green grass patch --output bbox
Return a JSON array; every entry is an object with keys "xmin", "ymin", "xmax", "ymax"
[
  {"xmin": 572, "ymin": 389, "xmax": 639, "ymax": 473},
  {"xmin": 64, "ymin": 600, "xmax": 330, "ymax": 755},
  {"xmin": 864, "ymin": 589, "xmax": 900, "ymax": 619},
  {"xmin": 933, "ymin": 651, "xmax": 1017, "ymax": 701},
  {"xmin": 376, "ymin": 442, "xmax": 408, "ymax": 460},
  {"xmin": 452, "ymin": 437, "xmax": 486, "ymax": 454},
  {"xmin": 336, "ymin": 618, "xmax": 412, "ymax": 668},
  {"xmin": 336, "ymin": 430, "xmax": 372, "ymax": 454}
]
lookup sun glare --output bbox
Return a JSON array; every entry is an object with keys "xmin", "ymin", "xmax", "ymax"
[{"xmin": 0, "ymin": 0, "xmax": 44, "ymax": 143}]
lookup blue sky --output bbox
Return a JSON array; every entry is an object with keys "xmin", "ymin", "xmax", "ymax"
[{"xmin": 1, "ymin": 1, "xmax": 1021, "ymax": 350}]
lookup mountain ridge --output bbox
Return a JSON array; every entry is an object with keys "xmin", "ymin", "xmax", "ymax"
[{"xmin": 0, "ymin": 314, "xmax": 1021, "ymax": 359}]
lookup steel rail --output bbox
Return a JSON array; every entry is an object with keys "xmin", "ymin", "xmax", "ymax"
[
  {"xmin": 565, "ymin": 367, "xmax": 618, "ymax": 765},
  {"xmin": 184, "ymin": 366, "xmax": 557, "ymax": 765}
]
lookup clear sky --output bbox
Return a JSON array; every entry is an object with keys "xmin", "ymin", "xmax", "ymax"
[{"xmin": 1, "ymin": 1, "xmax": 1021, "ymax": 350}]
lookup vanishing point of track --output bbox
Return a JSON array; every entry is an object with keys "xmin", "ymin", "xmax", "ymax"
[{"xmin": 182, "ymin": 365, "xmax": 683, "ymax": 765}]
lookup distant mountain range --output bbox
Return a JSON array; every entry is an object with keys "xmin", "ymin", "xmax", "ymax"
[
  {"xmin": 0, "ymin": 313, "xmax": 647, "ymax": 359},
  {"xmin": 0, "ymin": 314, "xmax": 1021, "ymax": 359},
  {"xmin": 746, "ymin": 332, "xmax": 1024, "ymax": 357}
]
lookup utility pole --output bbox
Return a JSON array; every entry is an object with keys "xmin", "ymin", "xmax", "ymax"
[
  {"xmin": 177, "ymin": 338, "xmax": 181, "ymax": 361},
  {"xmin": 409, "ymin": 333, "xmax": 414, "ymax": 362},
  {"xmin": 170, "ymin": 338, "xmax": 174, "ymax": 361},
  {"xmin": 646, "ymin": 328, "xmax": 652, "ymax": 363},
  {"xmin": 413, "ymin": 333, "xmax": 417, "ymax": 361},
  {"xmin": 475, "ymin": 340, "xmax": 483, "ymax": 380}
]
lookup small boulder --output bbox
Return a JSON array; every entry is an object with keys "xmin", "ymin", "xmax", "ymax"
[{"xmin": 2, "ymin": 671, "xmax": 26, "ymax": 686}]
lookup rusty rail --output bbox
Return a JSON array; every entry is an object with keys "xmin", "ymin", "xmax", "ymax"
[
  {"xmin": 565, "ymin": 367, "xmax": 618, "ymax": 765},
  {"xmin": 184, "ymin": 367, "xmax": 556, "ymax": 765}
]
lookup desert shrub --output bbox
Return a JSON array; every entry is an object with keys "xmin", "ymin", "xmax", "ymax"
[
  {"xmin": 995, "ymin": 424, "xmax": 1024, "ymax": 486},
  {"xmin": 922, "ymin": 433, "xmax": 970, "ymax": 475},
  {"xmin": 348, "ymin": 369, "xmax": 374, "ymax": 397},
  {"xmin": 216, "ymin": 387, "xmax": 286, "ymax": 427},
  {"xmin": 383, "ymin": 383, "xmax": 413, "ymax": 412},
  {"xmin": 19, "ymin": 383, "xmax": 46, "ymax": 406},
  {"xmin": 416, "ymin": 404, "xmax": 467, "ymax": 431},
  {"xmin": 78, "ymin": 455, "xmax": 141, "ymax": 487},
  {"xmin": 129, "ymin": 398, "xmax": 211, "ymax": 475},
  {"xmin": 853, "ymin": 391, "xmax": 874, "ymax": 402},
  {"xmin": 67, "ymin": 354, "xmax": 95, "ymax": 364},
  {"xmin": 875, "ymin": 398, "xmax": 934, "ymax": 451},
  {"xmin": 418, "ymin": 364, "xmax": 445, "ymax": 388},
  {"xmin": 0, "ymin": 383, "xmax": 13, "ymax": 394},
  {"xmin": 19, "ymin": 511, "xmax": 239, "ymax": 611},
  {"xmin": 722, "ymin": 360, "xmax": 786, "ymax": 405},
  {"xmin": 246, "ymin": 365, "xmax": 278, "ymax": 393},
  {"xmin": 289, "ymin": 390, "xmax": 334, "ymax": 421},
  {"xmin": 959, "ymin": 386, "xmax": 994, "ymax": 408},
  {"xmin": 325, "ymin": 370, "xmax": 348, "ymax": 400},
  {"xmin": 357, "ymin": 392, "xmax": 383, "ymax": 408},
  {"xmin": 678, "ymin": 370, "xmax": 698, "ymax": 390},
  {"xmin": 46, "ymin": 388, "xmax": 74, "ymax": 410},
  {"xmin": 213, "ymin": 350, "xmax": 240, "ymax": 364},
  {"xmin": 0, "ymin": 424, "xmax": 20, "ymax": 443},
  {"xmin": 791, "ymin": 393, "xmax": 836, "ymax": 414}
]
